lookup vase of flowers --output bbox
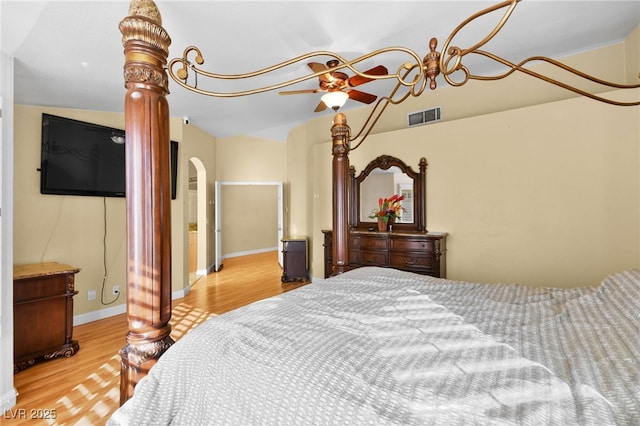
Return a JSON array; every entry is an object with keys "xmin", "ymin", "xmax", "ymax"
[{"xmin": 369, "ymin": 194, "xmax": 405, "ymax": 231}]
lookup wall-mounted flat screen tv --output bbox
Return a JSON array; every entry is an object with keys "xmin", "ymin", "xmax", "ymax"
[{"xmin": 40, "ymin": 113, "xmax": 178, "ymax": 199}]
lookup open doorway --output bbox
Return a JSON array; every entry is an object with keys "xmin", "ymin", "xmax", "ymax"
[
  {"xmin": 214, "ymin": 181, "xmax": 283, "ymax": 272},
  {"xmin": 188, "ymin": 158, "xmax": 208, "ymax": 284}
]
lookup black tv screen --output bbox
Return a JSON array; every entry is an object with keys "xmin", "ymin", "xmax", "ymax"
[{"xmin": 40, "ymin": 114, "xmax": 177, "ymax": 199}]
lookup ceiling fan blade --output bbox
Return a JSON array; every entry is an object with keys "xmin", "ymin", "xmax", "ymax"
[
  {"xmin": 348, "ymin": 89, "xmax": 377, "ymax": 104},
  {"xmin": 279, "ymin": 89, "xmax": 320, "ymax": 95},
  {"xmin": 308, "ymin": 62, "xmax": 332, "ymax": 83},
  {"xmin": 347, "ymin": 65, "xmax": 389, "ymax": 87},
  {"xmin": 314, "ymin": 100, "xmax": 327, "ymax": 113}
]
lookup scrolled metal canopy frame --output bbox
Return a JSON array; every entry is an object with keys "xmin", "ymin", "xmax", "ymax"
[{"xmin": 167, "ymin": 0, "xmax": 640, "ymax": 148}]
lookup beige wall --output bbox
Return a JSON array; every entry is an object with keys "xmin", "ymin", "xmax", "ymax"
[
  {"xmin": 286, "ymin": 125, "xmax": 314, "ymax": 256},
  {"xmin": 215, "ymin": 135, "xmax": 286, "ymax": 181},
  {"xmin": 11, "ymin": 106, "xmax": 282, "ymax": 320},
  {"xmin": 295, "ymin": 41, "xmax": 632, "ymax": 149},
  {"xmin": 221, "ymin": 185, "xmax": 278, "ymax": 254},
  {"xmin": 296, "ymin": 37, "xmax": 640, "ymax": 288},
  {"xmin": 289, "ymin": 40, "xmax": 640, "ymax": 275},
  {"xmin": 215, "ymin": 135, "xmax": 286, "ymax": 256},
  {"xmin": 14, "ymin": 106, "xmax": 129, "ymax": 317},
  {"xmin": 11, "ymin": 30, "xmax": 640, "ymax": 323},
  {"xmin": 13, "ymin": 105, "xmax": 212, "ymax": 318},
  {"xmin": 625, "ymin": 25, "xmax": 640, "ymax": 85},
  {"xmin": 318, "ymin": 93, "xmax": 640, "ymax": 288},
  {"xmin": 309, "ymin": 91, "xmax": 640, "ymax": 287}
]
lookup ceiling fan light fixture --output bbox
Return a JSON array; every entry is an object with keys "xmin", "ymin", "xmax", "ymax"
[{"xmin": 322, "ymin": 91, "xmax": 349, "ymax": 110}]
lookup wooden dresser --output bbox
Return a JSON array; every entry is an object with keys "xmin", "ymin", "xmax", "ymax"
[
  {"xmin": 13, "ymin": 262, "xmax": 80, "ymax": 373},
  {"xmin": 322, "ymin": 230, "xmax": 447, "ymax": 279}
]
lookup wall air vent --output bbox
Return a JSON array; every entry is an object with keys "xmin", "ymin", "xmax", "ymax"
[{"xmin": 407, "ymin": 106, "xmax": 442, "ymax": 128}]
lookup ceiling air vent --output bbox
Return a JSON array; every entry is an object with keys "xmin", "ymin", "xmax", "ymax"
[{"xmin": 407, "ymin": 106, "xmax": 442, "ymax": 128}]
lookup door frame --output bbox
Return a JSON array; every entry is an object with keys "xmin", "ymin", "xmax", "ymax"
[{"xmin": 214, "ymin": 181, "xmax": 283, "ymax": 272}]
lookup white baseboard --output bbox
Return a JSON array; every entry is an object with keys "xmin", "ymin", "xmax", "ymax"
[
  {"xmin": 0, "ymin": 388, "xmax": 17, "ymax": 416},
  {"xmin": 210, "ymin": 247, "xmax": 278, "ymax": 273},
  {"xmin": 73, "ymin": 286, "xmax": 191, "ymax": 326},
  {"xmin": 73, "ymin": 302, "xmax": 125, "ymax": 326},
  {"xmin": 180, "ymin": 284, "xmax": 190, "ymax": 298},
  {"xmin": 224, "ymin": 247, "xmax": 278, "ymax": 259},
  {"xmin": 72, "ymin": 248, "xmax": 279, "ymax": 326}
]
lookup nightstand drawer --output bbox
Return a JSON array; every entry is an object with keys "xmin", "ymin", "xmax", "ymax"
[
  {"xmin": 14, "ymin": 274, "xmax": 68, "ymax": 303},
  {"xmin": 283, "ymin": 240, "xmax": 306, "ymax": 253}
]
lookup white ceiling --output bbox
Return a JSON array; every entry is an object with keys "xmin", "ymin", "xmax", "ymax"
[{"xmin": 2, "ymin": 1, "xmax": 639, "ymax": 141}]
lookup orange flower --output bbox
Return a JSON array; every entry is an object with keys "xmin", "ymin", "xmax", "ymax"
[{"xmin": 369, "ymin": 194, "xmax": 406, "ymax": 222}]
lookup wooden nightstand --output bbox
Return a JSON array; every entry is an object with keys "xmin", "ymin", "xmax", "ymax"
[
  {"xmin": 281, "ymin": 237, "xmax": 309, "ymax": 283},
  {"xmin": 13, "ymin": 262, "xmax": 80, "ymax": 373}
]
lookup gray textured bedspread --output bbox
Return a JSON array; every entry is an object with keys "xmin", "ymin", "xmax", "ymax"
[
  {"xmin": 424, "ymin": 268, "xmax": 640, "ymax": 425},
  {"xmin": 109, "ymin": 267, "xmax": 640, "ymax": 425}
]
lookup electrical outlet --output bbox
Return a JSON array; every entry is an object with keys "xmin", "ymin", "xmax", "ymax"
[
  {"xmin": 88, "ymin": 289, "xmax": 96, "ymax": 301},
  {"xmin": 113, "ymin": 285, "xmax": 120, "ymax": 295}
]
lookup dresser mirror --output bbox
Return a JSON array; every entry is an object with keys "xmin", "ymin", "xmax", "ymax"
[{"xmin": 350, "ymin": 155, "xmax": 427, "ymax": 232}]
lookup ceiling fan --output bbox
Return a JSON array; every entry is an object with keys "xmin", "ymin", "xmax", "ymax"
[{"xmin": 279, "ymin": 60, "xmax": 388, "ymax": 112}]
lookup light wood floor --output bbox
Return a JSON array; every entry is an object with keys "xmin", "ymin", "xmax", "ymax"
[{"xmin": 4, "ymin": 251, "xmax": 307, "ymax": 425}]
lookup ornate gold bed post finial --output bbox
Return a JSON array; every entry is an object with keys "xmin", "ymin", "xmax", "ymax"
[
  {"xmin": 424, "ymin": 38, "xmax": 441, "ymax": 90},
  {"xmin": 118, "ymin": 0, "xmax": 174, "ymax": 405},
  {"xmin": 331, "ymin": 113, "xmax": 351, "ymax": 276}
]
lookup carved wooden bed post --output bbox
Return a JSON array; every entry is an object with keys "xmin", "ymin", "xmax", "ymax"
[
  {"xmin": 118, "ymin": 0, "xmax": 174, "ymax": 405},
  {"xmin": 330, "ymin": 113, "xmax": 351, "ymax": 275}
]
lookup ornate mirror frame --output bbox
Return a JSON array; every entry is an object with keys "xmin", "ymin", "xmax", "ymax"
[{"xmin": 350, "ymin": 155, "xmax": 427, "ymax": 232}]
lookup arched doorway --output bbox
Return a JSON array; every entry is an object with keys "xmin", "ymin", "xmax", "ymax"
[{"xmin": 188, "ymin": 157, "xmax": 208, "ymax": 281}]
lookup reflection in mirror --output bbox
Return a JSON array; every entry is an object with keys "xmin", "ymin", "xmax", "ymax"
[
  {"xmin": 350, "ymin": 155, "xmax": 427, "ymax": 232},
  {"xmin": 360, "ymin": 167, "xmax": 414, "ymax": 223},
  {"xmin": 397, "ymin": 183, "xmax": 414, "ymax": 223}
]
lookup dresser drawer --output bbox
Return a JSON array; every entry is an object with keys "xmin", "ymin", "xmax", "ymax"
[
  {"xmin": 361, "ymin": 236, "xmax": 388, "ymax": 250},
  {"xmin": 350, "ymin": 235, "xmax": 361, "ymax": 248},
  {"xmin": 361, "ymin": 250, "xmax": 388, "ymax": 265},
  {"xmin": 349, "ymin": 249, "xmax": 360, "ymax": 264},
  {"xmin": 390, "ymin": 253, "xmax": 434, "ymax": 271},
  {"xmin": 390, "ymin": 238, "xmax": 434, "ymax": 252}
]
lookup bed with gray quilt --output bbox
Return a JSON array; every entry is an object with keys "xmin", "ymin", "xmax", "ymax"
[{"xmin": 108, "ymin": 267, "xmax": 640, "ymax": 425}]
